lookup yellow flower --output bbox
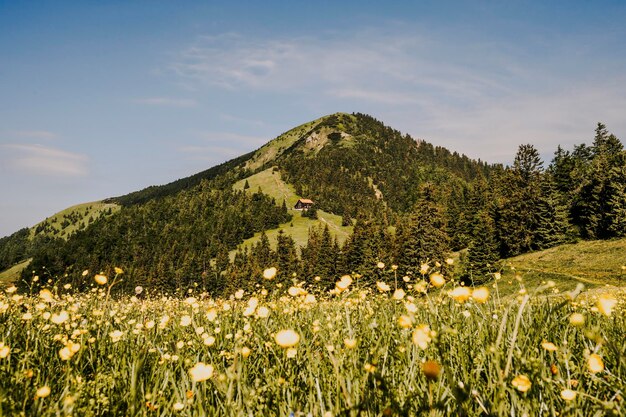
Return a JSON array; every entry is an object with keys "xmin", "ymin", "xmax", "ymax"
[
  {"xmin": 206, "ymin": 309, "xmax": 217, "ymax": 322},
  {"xmin": 109, "ymin": 330, "xmax": 124, "ymax": 343},
  {"xmin": 286, "ymin": 348, "xmax": 298, "ymax": 358},
  {"xmin": 412, "ymin": 324, "xmax": 432, "ymax": 349},
  {"xmin": 275, "ymin": 329, "xmax": 300, "ymax": 348},
  {"xmin": 39, "ymin": 289, "xmax": 54, "ymax": 303},
  {"xmin": 344, "ymin": 338, "xmax": 357, "ymax": 349},
  {"xmin": 241, "ymin": 346, "xmax": 251, "ymax": 358},
  {"xmin": 597, "ymin": 295, "xmax": 617, "ymax": 316},
  {"xmin": 114, "ymin": 267, "xmax": 124, "ymax": 275},
  {"xmin": 303, "ymin": 294, "xmax": 317, "ymax": 304},
  {"xmin": 448, "ymin": 286, "xmax": 471, "ymax": 303},
  {"xmin": 256, "ymin": 306, "xmax": 270, "ymax": 318},
  {"xmin": 472, "ymin": 287, "xmax": 490, "ymax": 303},
  {"xmin": 588, "ymin": 354, "xmax": 604, "ymax": 373},
  {"xmin": 494, "ymin": 272, "xmax": 502, "ymax": 280},
  {"xmin": 263, "ymin": 267, "xmax": 277, "ymax": 280},
  {"xmin": 560, "ymin": 389, "xmax": 576, "ymax": 401},
  {"xmin": 35, "ymin": 386, "xmax": 51, "ymax": 398},
  {"xmin": 429, "ymin": 273, "xmax": 445, "ymax": 288},
  {"xmin": 59, "ymin": 346, "xmax": 73, "ymax": 361},
  {"xmin": 511, "ymin": 374, "xmax": 532, "ymax": 392},
  {"xmin": 377, "ymin": 262, "xmax": 385, "ymax": 269},
  {"xmin": 188, "ymin": 362, "xmax": 214, "ymax": 382},
  {"xmin": 392, "ymin": 289, "xmax": 406, "ymax": 300},
  {"xmin": 420, "ymin": 264, "xmax": 430, "ymax": 275},
  {"xmin": 6, "ymin": 285, "xmax": 17, "ymax": 294},
  {"xmin": 94, "ymin": 274, "xmax": 108, "ymax": 285},
  {"xmin": 376, "ymin": 281, "xmax": 391, "ymax": 292},
  {"xmin": 335, "ymin": 275, "xmax": 352, "ymax": 292},
  {"xmin": 172, "ymin": 402, "xmax": 185, "ymax": 411},
  {"xmin": 569, "ymin": 313, "xmax": 585, "ymax": 327},
  {"xmin": 422, "ymin": 360, "xmax": 441, "ymax": 381},
  {"xmin": 0, "ymin": 343, "xmax": 10, "ymax": 359},
  {"xmin": 81, "ymin": 269, "xmax": 89, "ymax": 277},
  {"xmin": 51, "ymin": 311, "xmax": 69, "ymax": 325},
  {"xmin": 180, "ymin": 315, "xmax": 192, "ymax": 327},
  {"xmin": 541, "ymin": 341, "xmax": 558, "ymax": 352},
  {"xmin": 288, "ymin": 286, "xmax": 306, "ymax": 297},
  {"xmin": 445, "ymin": 258, "xmax": 454, "ymax": 265},
  {"xmin": 398, "ymin": 315, "xmax": 413, "ymax": 328}
]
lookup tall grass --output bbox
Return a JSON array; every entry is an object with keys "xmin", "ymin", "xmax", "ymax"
[{"xmin": 0, "ymin": 266, "xmax": 624, "ymax": 416}]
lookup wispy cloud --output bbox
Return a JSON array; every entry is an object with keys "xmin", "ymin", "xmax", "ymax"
[
  {"xmin": 132, "ymin": 97, "xmax": 198, "ymax": 107},
  {"xmin": 177, "ymin": 131, "xmax": 268, "ymax": 164},
  {"xmin": 171, "ymin": 30, "xmax": 626, "ymax": 163},
  {"xmin": 1, "ymin": 144, "xmax": 88, "ymax": 177},
  {"xmin": 194, "ymin": 131, "xmax": 267, "ymax": 146},
  {"xmin": 9, "ymin": 130, "xmax": 58, "ymax": 140},
  {"xmin": 171, "ymin": 31, "xmax": 518, "ymax": 103}
]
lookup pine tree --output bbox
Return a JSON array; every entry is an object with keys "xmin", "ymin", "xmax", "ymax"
[
  {"xmin": 276, "ymin": 229, "xmax": 298, "ymax": 284},
  {"xmin": 396, "ymin": 185, "xmax": 450, "ymax": 276},
  {"xmin": 605, "ymin": 165, "xmax": 626, "ymax": 237},
  {"xmin": 466, "ymin": 209, "xmax": 499, "ymax": 284},
  {"xmin": 494, "ymin": 144, "xmax": 544, "ymax": 257},
  {"xmin": 534, "ymin": 175, "xmax": 574, "ymax": 248}
]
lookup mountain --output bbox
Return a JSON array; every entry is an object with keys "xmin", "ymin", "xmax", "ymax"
[{"xmin": 1, "ymin": 113, "xmax": 624, "ymax": 294}]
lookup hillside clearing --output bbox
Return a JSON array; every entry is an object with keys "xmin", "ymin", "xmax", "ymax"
[
  {"xmin": 0, "ymin": 259, "xmax": 30, "ymax": 288},
  {"xmin": 30, "ymin": 201, "xmax": 119, "ymax": 240},
  {"xmin": 233, "ymin": 167, "xmax": 352, "ymax": 256},
  {"xmin": 494, "ymin": 238, "xmax": 626, "ymax": 297}
]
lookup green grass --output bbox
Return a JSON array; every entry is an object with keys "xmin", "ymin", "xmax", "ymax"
[
  {"xmin": 494, "ymin": 238, "xmax": 626, "ymax": 297},
  {"xmin": 0, "ymin": 269, "xmax": 624, "ymax": 416},
  {"xmin": 30, "ymin": 201, "xmax": 119, "ymax": 240},
  {"xmin": 232, "ymin": 168, "xmax": 352, "ymax": 257},
  {"xmin": 243, "ymin": 117, "xmax": 325, "ymax": 172},
  {"xmin": 235, "ymin": 209, "xmax": 352, "ymax": 258},
  {"xmin": 233, "ymin": 167, "xmax": 300, "ymax": 207},
  {"xmin": 0, "ymin": 259, "xmax": 30, "ymax": 288}
]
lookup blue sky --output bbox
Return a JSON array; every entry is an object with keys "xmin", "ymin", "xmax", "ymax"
[{"xmin": 1, "ymin": 1, "xmax": 625, "ymax": 237}]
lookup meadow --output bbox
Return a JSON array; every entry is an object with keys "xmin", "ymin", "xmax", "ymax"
[{"xmin": 0, "ymin": 264, "xmax": 624, "ymax": 416}]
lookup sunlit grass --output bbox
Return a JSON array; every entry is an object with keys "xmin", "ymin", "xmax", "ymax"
[{"xmin": 0, "ymin": 265, "xmax": 624, "ymax": 416}]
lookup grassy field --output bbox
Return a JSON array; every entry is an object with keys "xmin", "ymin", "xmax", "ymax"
[
  {"xmin": 29, "ymin": 201, "xmax": 119, "ymax": 240},
  {"xmin": 0, "ymin": 259, "xmax": 30, "ymax": 288},
  {"xmin": 0, "ymin": 266, "xmax": 624, "ymax": 416},
  {"xmin": 496, "ymin": 238, "xmax": 626, "ymax": 297},
  {"xmin": 233, "ymin": 167, "xmax": 353, "ymax": 256}
]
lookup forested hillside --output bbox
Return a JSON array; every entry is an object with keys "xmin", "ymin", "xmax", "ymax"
[{"xmin": 2, "ymin": 113, "xmax": 623, "ymax": 295}]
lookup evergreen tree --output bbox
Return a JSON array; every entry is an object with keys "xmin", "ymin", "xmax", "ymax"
[
  {"xmin": 534, "ymin": 175, "xmax": 574, "ymax": 248},
  {"xmin": 465, "ymin": 209, "xmax": 499, "ymax": 284},
  {"xmin": 605, "ymin": 165, "xmax": 626, "ymax": 237},
  {"xmin": 396, "ymin": 185, "xmax": 450, "ymax": 276},
  {"xmin": 275, "ymin": 230, "xmax": 298, "ymax": 285},
  {"xmin": 494, "ymin": 144, "xmax": 544, "ymax": 257}
]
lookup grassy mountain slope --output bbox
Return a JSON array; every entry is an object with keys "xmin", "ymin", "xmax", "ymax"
[
  {"xmin": 31, "ymin": 201, "xmax": 119, "ymax": 239},
  {"xmin": 0, "ymin": 201, "xmax": 119, "ymax": 279},
  {"xmin": 232, "ymin": 167, "xmax": 352, "ymax": 255},
  {"xmin": 0, "ymin": 259, "xmax": 30, "ymax": 288},
  {"xmin": 496, "ymin": 238, "xmax": 626, "ymax": 297}
]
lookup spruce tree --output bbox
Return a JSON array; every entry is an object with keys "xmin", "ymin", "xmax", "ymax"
[
  {"xmin": 396, "ymin": 185, "xmax": 450, "ymax": 276},
  {"xmin": 276, "ymin": 229, "xmax": 298, "ymax": 284},
  {"xmin": 466, "ymin": 209, "xmax": 499, "ymax": 284}
]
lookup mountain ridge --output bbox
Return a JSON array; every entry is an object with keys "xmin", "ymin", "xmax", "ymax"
[{"xmin": 1, "ymin": 113, "xmax": 623, "ymax": 297}]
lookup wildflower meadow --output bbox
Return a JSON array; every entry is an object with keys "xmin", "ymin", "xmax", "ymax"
[{"xmin": 0, "ymin": 265, "xmax": 624, "ymax": 416}]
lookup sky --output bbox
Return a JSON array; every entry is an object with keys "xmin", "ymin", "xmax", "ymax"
[{"xmin": 1, "ymin": 0, "xmax": 626, "ymax": 237}]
